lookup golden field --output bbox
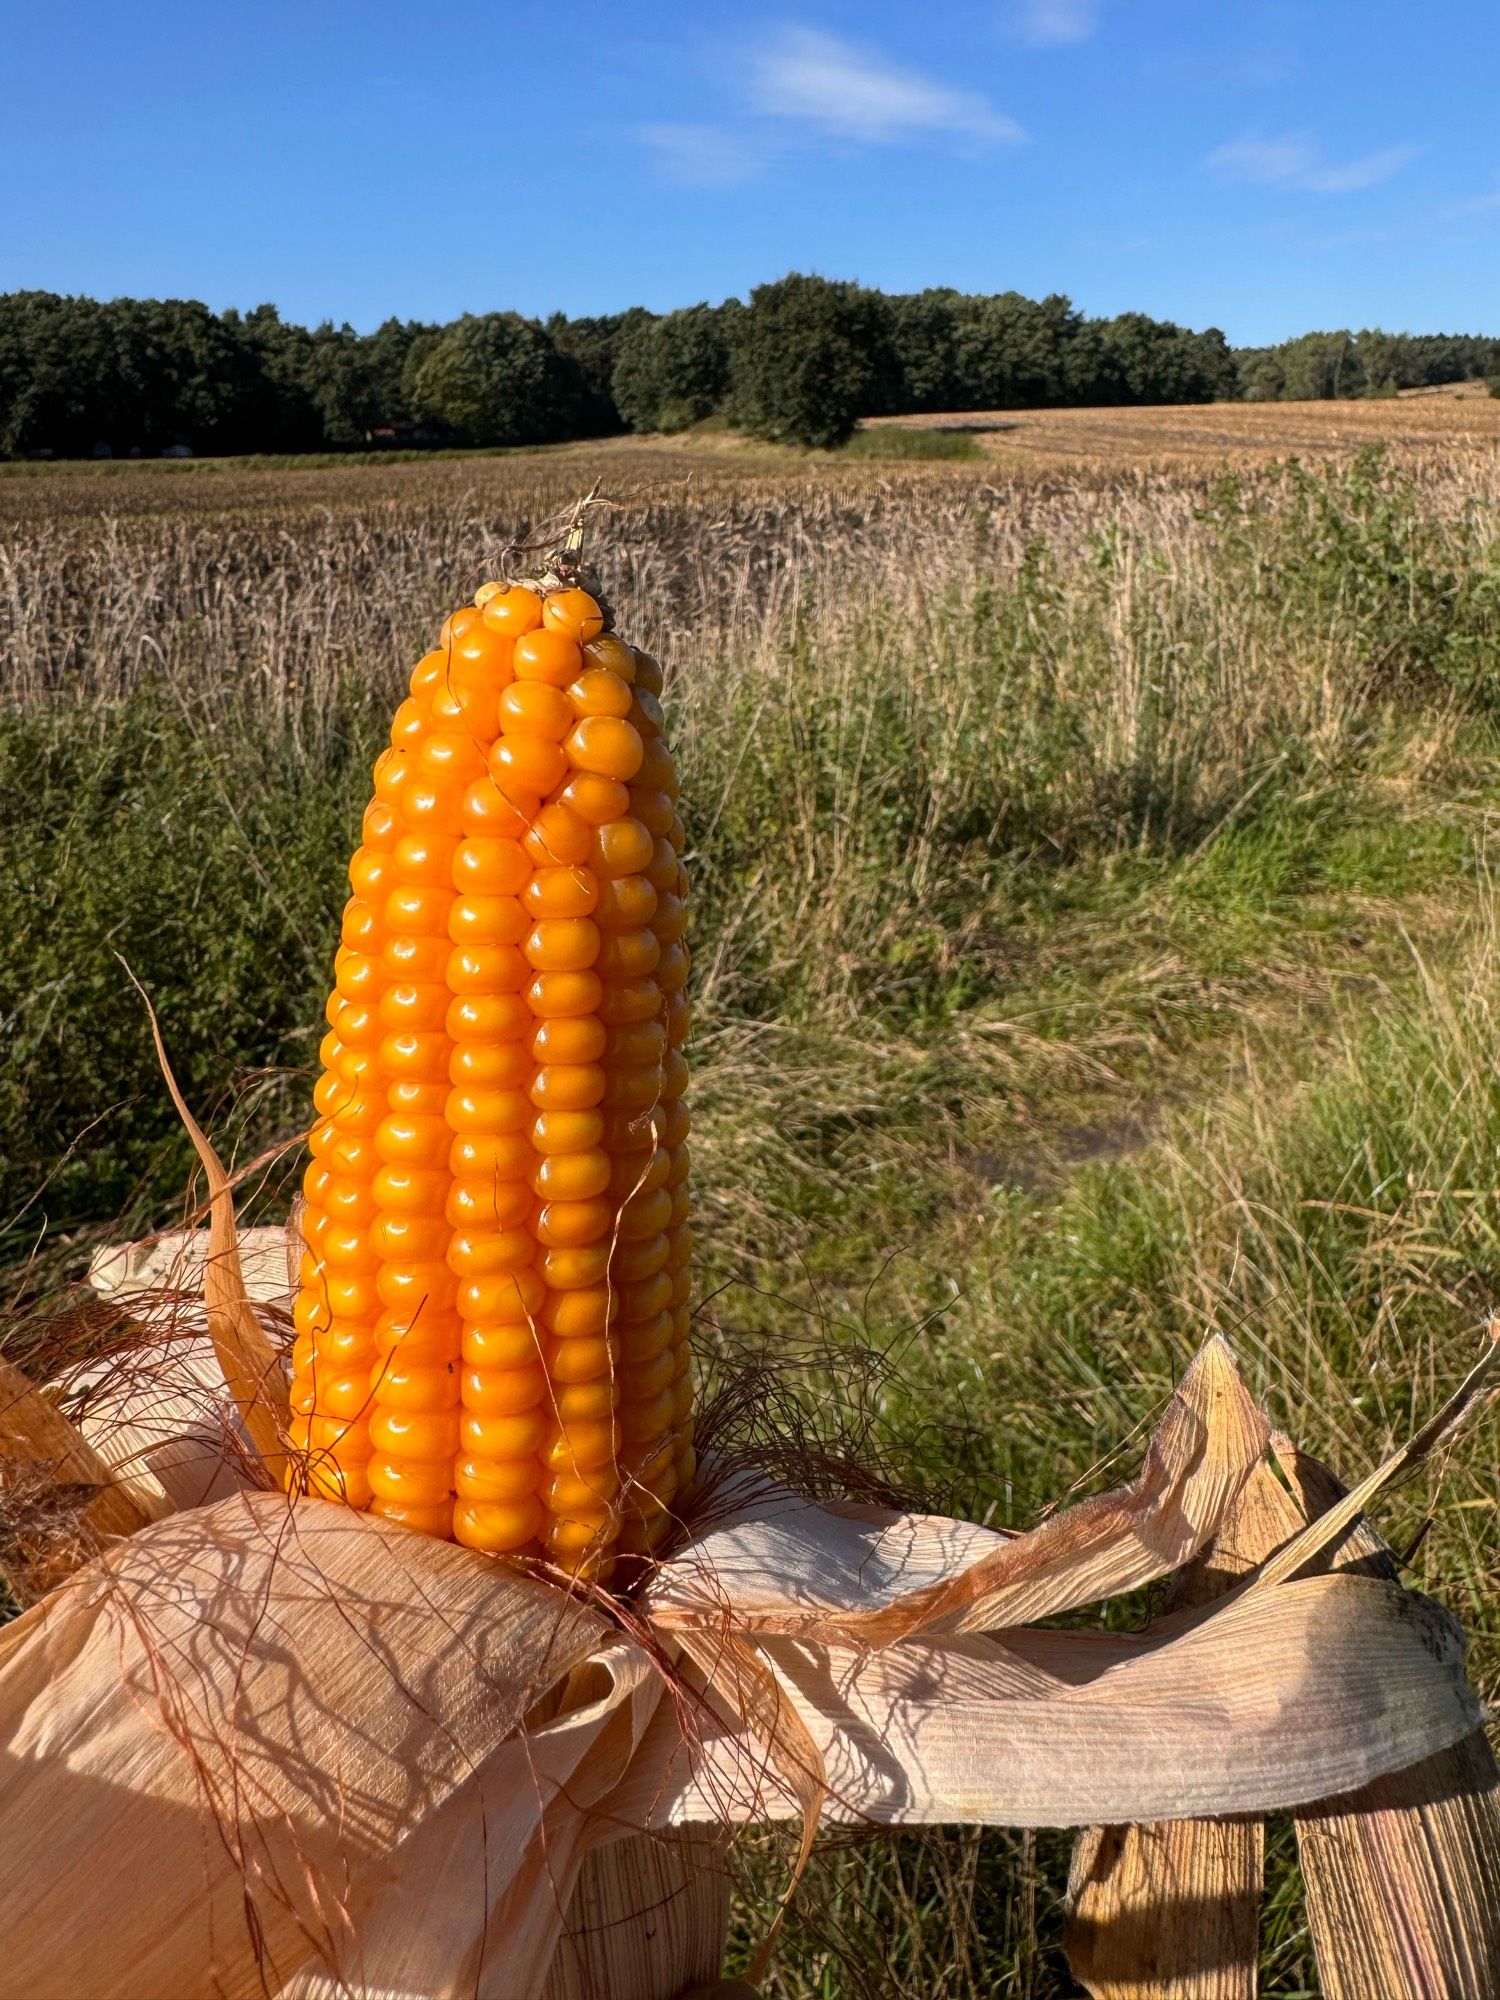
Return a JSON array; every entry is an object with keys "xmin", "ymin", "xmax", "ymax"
[{"xmin": 3, "ymin": 392, "xmax": 1498, "ymax": 525}]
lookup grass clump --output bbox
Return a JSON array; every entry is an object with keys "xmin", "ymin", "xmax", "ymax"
[
  {"xmin": 0, "ymin": 685, "xmax": 383, "ymax": 1262},
  {"xmin": 841, "ymin": 426, "xmax": 984, "ymax": 461}
]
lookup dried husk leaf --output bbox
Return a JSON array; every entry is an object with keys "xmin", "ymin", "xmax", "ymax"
[
  {"xmin": 74, "ymin": 1226, "xmax": 291, "ymax": 1512},
  {"xmin": 1067, "ymin": 1819, "xmax": 1262, "ymax": 2000},
  {"xmin": 0, "ymin": 1354, "xmax": 164, "ymax": 1604},
  {"xmin": 1296, "ymin": 1735, "xmax": 1500, "ymax": 1999},
  {"xmin": 135, "ymin": 1000, "xmax": 289, "ymax": 1469},
  {"xmin": 63, "ymin": 1328, "xmax": 270, "ymax": 1514},
  {"xmin": 652, "ymin": 1575, "xmax": 1479, "ymax": 1829},
  {"xmin": 277, "ymin": 1638, "xmax": 666, "ymax": 2000},
  {"xmin": 1244, "ymin": 1334, "xmax": 1500, "ymax": 1595},
  {"xmin": 90, "ymin": 1226, "xmax": 297, "ymax": 1306},
  {"xmin": 671, "ymin": 1626, "xmax": 827, "ymax": 1982},
  {"xmin": 0, "ymin": 1494, "xmax": 609, "ymax": 2000},
  {"xmin": 1276, "ymin": 1439, "xmax": 1500, "ymax": 1999},
  {"xmin": 539, "ymin": 1835, "xmax": 732, "ymax": 2000},
  {"xmin": 1063, "ymin": 1459, "xmax": 1306, "ymax": 1997},
  {"xmin": 650, "ymin": 1336, "xmax": 1270, "ymax": 1645}
]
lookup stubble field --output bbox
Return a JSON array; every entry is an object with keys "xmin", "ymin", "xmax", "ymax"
[{"xmin": 5, "ymin": 399, "xmax": 1500, "ymax": 1994}]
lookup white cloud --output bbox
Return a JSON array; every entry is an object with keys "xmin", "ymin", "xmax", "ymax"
[
  {"xmin": 1446, "ymin": 183, "xmax": 1500, "ymax": 219},
  {"xmin": 747, "ymin": 28, "xmax": 1025, "ymax": 146},
  {"xmin": 1207, "ymin": 133, "xmax": 1418, "ymax": 195},
  {"xmin": 1208, "ymin": 136, "xmax": 1316, "ymax": 185},
  {"xmin": 1300, "ymin": 145, "xmax": 1420, "ymax": 194},
  {"xmin": 639, "ymin": 123, "xmax": 757, "ymax": 187},
  {"xmin": 1013, "ymin": 0, "xmax": 1101, "ymax": 47}
]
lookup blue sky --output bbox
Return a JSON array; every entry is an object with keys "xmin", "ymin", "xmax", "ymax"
[{"xmin": 5, "ymin": 1, "xmax": 1497, "ymax": 344}]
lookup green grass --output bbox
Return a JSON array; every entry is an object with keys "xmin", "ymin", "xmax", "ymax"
[
  {"xmin": 841, "ymin": 425, "xmax": 985, "ymax": 461},
  {"xmin": 5, "ymin": 452, "xmax": 1500, "ymax": 1994}
]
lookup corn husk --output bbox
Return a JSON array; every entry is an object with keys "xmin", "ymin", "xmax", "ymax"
[
  {"xmin": 1276, "ymin": 1439, "xmax": 1500, "ymax": 1999},
  {"xmin": 0, "ymin": 1354, "xmax": 164, "ymax": 1604},
  {"xmin": 1062, "ymin": 1461, "xmax": 1298, "ymax": 1998},
  {"xmin": 0, "ymin": 1224, "xmax": 1495, "ymax": 1999}
]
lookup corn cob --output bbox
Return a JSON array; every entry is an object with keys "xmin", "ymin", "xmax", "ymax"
[{"xmin": 290, "ymin": 573, "xmax": 692, "ymax": 1576}]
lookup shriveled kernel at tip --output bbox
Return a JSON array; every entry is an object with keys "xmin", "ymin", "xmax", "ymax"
[
  {"xmin": 542, "ymin": 587, "xmax": 605, "ymax": 643},
  {"xmin": 632, "ymin": 651, "xmax": 665, "ymax": 696},
  {"xmin": 632, "ymin": 689, "xmax": 666, "ymax": 736},
  {"xmin": 583, "ymin": 633, "xmax": 637, "ymax": 681}
]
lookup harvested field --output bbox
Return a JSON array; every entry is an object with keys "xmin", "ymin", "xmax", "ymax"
[
  {"xmin": 865, "ymin": 388, "xmax": 1500, "ymax": 469},
  {"xmin": 4, "ymin": 392, "xmax": 1499, "ymax": 527}
]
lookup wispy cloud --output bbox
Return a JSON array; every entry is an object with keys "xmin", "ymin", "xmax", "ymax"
[
  {"xmin": 1207, "ymin": 133, "xmax": 1419, "ymax": 195},
  {"xmin": 1210, "ymin": 136, "xmax": 1317, "ymax": 186},
  {"xmin": 1299, "ymin": 146, "xmax": 1420, "ymax": 194},
  {"xmin": 1012, "ymin": 0, "xmax": 1101, "ymax": 47},
  {"xmin": 1445, "ymin": 179, "xmax": 1500, "ymax": 219},
  {"xmin": 746, "ymin": 28, "xmax": 1025, "ymax": 146},
  {"xmin": 638, "ymin": 123, "xmax": 757, "ymax": 187}
]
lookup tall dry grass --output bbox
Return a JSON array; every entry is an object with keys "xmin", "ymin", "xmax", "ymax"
[
  {"xmin": 6, "ymin": 441, "xmax": 1499, "ymax": 711},
  {"xmin": 5, "ymin": 448, "xmax": 1500, "ymax": 1261}
]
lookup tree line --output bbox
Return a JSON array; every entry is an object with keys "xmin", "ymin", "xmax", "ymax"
[
  {"xmin": 1236, "ymin": 328, "xmax": 1500, "ymax": 402},
  {"xmin": 2, "ymin": 278, "xmax": 1496, "ymax": 460}
]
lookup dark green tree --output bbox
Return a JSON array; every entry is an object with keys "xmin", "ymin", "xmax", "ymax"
[
  {"xmin": 730, "ymin": 275, "xmax": 894, "ymax": 447},
  {"xmin": 406, "ymin": 313, "xmax": 583, "ymax": 446},
  {"xmin": 546, "ymin": 308, "xmax": 653, "ymax": 434},
  {"xmin": 947, "ymin": 292, "xmax": 1081, "ymax": 407},
  {"xmin": 0, "ymin": 293, "xmax": 112, "ymax": 457},
  {"xmin": 884, "ymin": 290, "xmax": 963, "ymax": 413},
  {"xmin": 6, "ymin": 281, "xmax": 1499, "ymax": 456},
  {"xmin": 0, "ymin": 292, "xmax": 267, "ymax": 457},
  {"xmin": 223, "ymin": 304, "xmax": 325, "ymax": 449},
  {"xmin": 361, "ymin": 318, "xmax": 432, "ymax": 427},
  {"xmin": 1092, "ymin": 314, "xmax": 1237, "ymax": 404},
  {"xmin": 613, "ymin": 302, "xmax": 740, "ymax": 432},
  {"xmin": 1235, "ymin": 331, "xmax": 1361, "ymax": 401}
]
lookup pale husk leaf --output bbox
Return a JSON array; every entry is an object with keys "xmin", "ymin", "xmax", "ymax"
[
  {"xmin": 0, "ymin": 1354, "xmax": 165, "ymax": 1604},
  {"xmin": 129, "ymin": 1006, "xmax": 290, "ymax": 1468},
  {"xmin": 540, "ymin": 1835, "xmax": 732, "ymax": 2000},
  {"xmin": 1277, "ymin": 1439, "xmax": 1500, "ymax": 1999},
  {"xmin": 0, "ymin": 1494, "xmax": 608, "ymax": 2000},
  {"xmin": 1062, "ymin": 1457, "xmax": 1304, "ymax": 1998},
  {"xmin": 650, "ymin": 1575, "xmax": 1479, "ymax": 1829},
  {"xmin": 649, "ymin": 1335, "xmax": 1270, "ymax": 1644}
]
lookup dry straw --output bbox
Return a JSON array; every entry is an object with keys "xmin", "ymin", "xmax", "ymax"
[{"xmin": 2, "ymin": 1146, "xmax": 1499, "ymax": 1993}]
